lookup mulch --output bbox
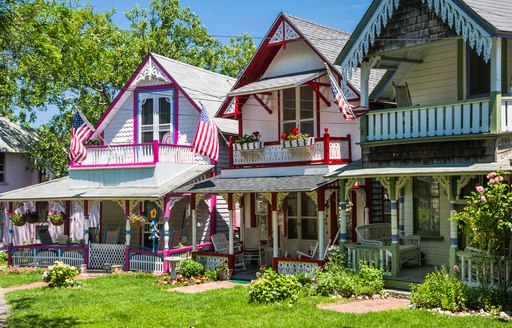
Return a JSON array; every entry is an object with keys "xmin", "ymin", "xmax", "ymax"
[{"xmin": 318, "ymin": 297, "xmax": 410, "ymax": 313}]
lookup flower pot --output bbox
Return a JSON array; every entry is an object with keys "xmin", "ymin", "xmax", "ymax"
[
  {"xmin": 234, "ymin": 141, "xmax": 263, "ymax": 151},
  {"xmin": 281, "ymin": 137, "xmax": 315, "ymax": 149},
  {"xmin": 12, "ymin": 219, "xmax": 26, "ymax": 227},
  {"xmin": 255, "ymin": 272, "xmax": 263, "ymax": 279},
  {"xmin": 218, "ymin": 269, "xmax": 232, "ymax": 281},
  {"xmin": 25, "ymin": 212, "xmax": 39, "ymax": 224},
  {"xmin": 48, "ymin": 217, "xmax": 64, "ymax": 226}
]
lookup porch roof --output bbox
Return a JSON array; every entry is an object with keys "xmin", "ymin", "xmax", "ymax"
[
  {"xmin": 326, "ymin": 159, "xmax": 512, "ymax": 178},
  {"xmin": 0, "ymin": 165, "xmax": 213, "ymax": 202},
  {"xmin": 228, "ymin": 70, "xmax": 325, "ymax": 97},
  {"xmin": 175, "ymin": 174, "xmax": 332, "ymax": 194}
]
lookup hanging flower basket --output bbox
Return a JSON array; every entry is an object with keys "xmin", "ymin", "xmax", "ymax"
[
  {"xmin": 234, "ymin": 141, "xmax": 264, "ymax": 151},
  {"xmin": 280, "ymin": 137, "xmax": 315, "ymax": 149},
  {"xmin": 9, "ymin": 212, "xmax": 26, "ymax": 227},
  {"xmin": 47, "ymin": 211, "xmax": 65, "ymax": 226},
  {"xmin": 128, "ymin": 213, "xmax": 148, "ymax": 228},
  {"xmin": 24, "ymin": 210, "xmax": 39, "ymax": 224}
]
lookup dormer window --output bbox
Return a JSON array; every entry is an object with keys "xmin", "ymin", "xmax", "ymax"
[
  {"xmin": 281, "ymin": 86, "xmax": 315, "ymax": 136},
  {"xmin": 138, "ymin": 89, "xmax": 174, "ymax": 143}
]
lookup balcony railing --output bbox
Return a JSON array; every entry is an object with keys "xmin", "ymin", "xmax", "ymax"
[
  {"xmin": 228, "ymin": 132, "xmax": 351, "ymax": 168},
  {"xmin": 71, "ymin": 141, "xmax": 210, "ymax": 168},
  {"xmin": 367, "ymin": 98, "xmax": 490, "ymax": 142}
]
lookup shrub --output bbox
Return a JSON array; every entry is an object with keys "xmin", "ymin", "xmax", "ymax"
[
  {"xmin": 354, "ymin": 263, "xmax": 384, "ymax": 296},
  {"xmin": 295, "ymin": 272, "xmax": 312, "ymax": 286},
  {"xmin": 411, "ymin": 266, "xmax": 469, "ymax": 311},
  {"xmin": 249, "ymin": 268, "xmax": 301, "ymax": 304},
  {"xmin": 42, "ymin": 261, "xmax": 79, "ymax": 288},
  {"xmin": 203, "ymin": 269, "xmax": 219, "ymax": 281},
  {"xmin": 323, "ymin": 245, "xmax": 346, "ymax": 274},
  {"xmin": 177, "ymin": 259, "xmax": 204, "ymax": 278},
  {"xmin": 0, "ymin": 251, "xmax": 7, "ymax": 265}
]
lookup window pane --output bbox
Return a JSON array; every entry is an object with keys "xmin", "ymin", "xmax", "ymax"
[
  {"xmin": 301, "ymin": 193, "xmax": 316, "ymax": 216},
  {"xmin": 283, "ymin": 122, "xmax": 296, "ymax": 135},
  {"xmin": 159, "ymin": 97, "xmax": 171, "ymax": 124},
  {"xmin": 286, "ymin": 194, "xmax": 298, "ymax": 216},
  {"xmin": 300, "ymin": 122, "xmax": 314, "ymax": 137},
  {"xmin": 141, "ymin": 98, "xmax": 153, "ymax": 125},
  {"xmin": 413, "ymin": 177, "xmax": 440, "ymax": 235},
  {"xmin": 283, "ymin": 88, "xmax": 296, "ymax": 121},
  {"xmin": 142, "ymin": 131, "xmax": 153, "ymax": 143},
  {"xmin": 256, "ymin": 194, "xmax": 269, "ymax": 239},
  {"xmin": 300, "ymin": 87, "xmax": 313, "ymax": 119},
  {"xmin": 301, "ymin": 218, "xmax": 317, "ymax": 239},
  {"xmin": 468, "ymin": 47, "xmax": 490, "ymax": 96},
  {"xmin": 288, "ymin": 218, "xmax": 298, "ymax": 239}
]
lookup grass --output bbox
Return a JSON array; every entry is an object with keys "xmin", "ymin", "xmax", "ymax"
[
  {"xmin": 0, "ymin": 267, "xmax": 45, "ymax": 288},
  {"xmin": 4, "ymin": 273, "xmax": 511, "ymax": 328}
]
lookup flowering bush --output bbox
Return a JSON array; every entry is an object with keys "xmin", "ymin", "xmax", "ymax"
[
  {"xmin": 280, "ymin": 127, "xmax": 310, "ymax": 141},
  {"xmin": 177, "ymin": 259, "xmax": 204, "ymax": 278},
  {"xmin": 128, "ymin": 213, "xmax": 148, "ymax": 228},
  {"xmin": 451, "ymin": 171, "xmax": 512, "ymax": 256},
  {"xmin": 235, "ymin": 131, "xmax": 261, "ymax": 144},
  {"xmin": 8, "ymin": 212, "xmax": 25, "ymax": 226},
  {"xmin": 249, "ymin": 268, "xmax": 301, "ymax": 304},
  {"xmin": 42, "ymin": 261, "xmax": 79, "ymax": 288},
  {"xmin": 47, "ymin": 211, "xmax": 65, "ymax": 226},
  {"xmin": 258, "ymin": 264, "xmax": 270, "ymax": 274}
]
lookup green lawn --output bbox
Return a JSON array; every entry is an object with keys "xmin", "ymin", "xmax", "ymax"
[
  {"xmin": 0, "ymin": 267, "xmax": 45, "ymax": 288},
  {"xmin": 4, "ymin": 274, "xmax": 510, "ymax": 328}
]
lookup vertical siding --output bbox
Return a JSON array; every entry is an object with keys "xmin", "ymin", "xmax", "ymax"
[
  {"xmin": 101, "ymin": 201, "xmax": 135, "ymax": 246},
  {"xmin": 243, "ymin": 96, "xmax": 278, "ymax": 141},
  {"xmin": 401, "ymin": 41, "xmax": 458, "ymax": 105},
  {"xmin": 104, "ymin": 94, "xmax": 135, "ymax": 144},
  {"xmin": 0, "ymin": 154, "xmax": 40, "ymax": 194},
  {"xmin": 217, "ymin": 141, "xmax": 229, "ymax": 171},
  {"xmin": 177, "ymin": 91, "xmax": 199, "ymax": 145}
]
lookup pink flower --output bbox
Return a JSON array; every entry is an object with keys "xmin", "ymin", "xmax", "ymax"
[
  {"xmin": 476, "ymin": 186, "xmax": 484, "ymax": 193},
  {"xmin": 487, "ymin": 172, "xmax": 496, "ymax": 179},
  {"xmin": 453, "ymin": 265, "xmax": 459, "ymax": 272},
  {"xmin": 495, "ymin": 175, "xmax": 503, "ymax": 182},
  {"xmin": 489, "ymin": 178, "xmax": 496, "ymax": 185},
  {"xmin": 480, "ymin": 195, "xmax": 487, "ymax": 203}
]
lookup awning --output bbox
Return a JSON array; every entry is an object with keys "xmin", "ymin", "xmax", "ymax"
[
  {"xmin": 0, "ymin": 165, "xmax": 213, "ymax": 202},
  {"xmin": 228, "ymin": 70, "xmax": 325, "ymax": 97},
  {"xmin": 175, "ymin": 174, "xmax": 334, "ymax": 194},
  {"xmin": 326, "ymin": 159, "xmax": 512, "ymax": 179}
]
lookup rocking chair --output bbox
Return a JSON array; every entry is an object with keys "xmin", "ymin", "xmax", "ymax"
[{"xmin": 211, "ymin": 233, "xmax": 245, "ymax": 270}]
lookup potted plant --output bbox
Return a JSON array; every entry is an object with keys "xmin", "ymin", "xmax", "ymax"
[
  {"xmin": 233, "ymin": 131, "xmax": 263, "ymax": 151},
  {"xmin": 255, "ymin": 264, "xmax": 269, "ymax": 279},
  {"xmin": 280, "ymin": 128, "xmax": 314, "ymax": 148},
  {"xmin": 24, "ymin": 210, "xmax": 39, "ymax": 224},
  {"xmin": 9, "ymin": 212, "xmax": 26, "ymax": 227},
  {"xmin": 216, "ymin": 261, "xmax": 232, "ymax": 280},
  {"xmin": 47, "ymin": 210, "xmax": 65, "ymax": 226},
  {"xmin": 128, "ymin": 213, "xmax": 148, "ymax": 228}
]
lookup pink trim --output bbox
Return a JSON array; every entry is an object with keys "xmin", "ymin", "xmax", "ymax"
[
  {"xmin": 152, "ymin": 140, "xmax": 159, "ymax": 163},
  {"xmin": 135, "ymin": 84, "xmax": 174, "ymax": 91},
  {"xmin": 11, "ymin": 245, "xmax": 86, "ymax": 251},
  {"xmin": 133, "ymin": 87, "xmax": 138, "ymax": 144},
  {"xmin": 71, "ymin": 162, "xmax": 156, "ymax": 169},
  {"xmin": 174, "ymin": 90, "xmax": 179, "ymax": 144},
  {"xmin": 209, "ymin": 195, "xmax": 216, "ymax": 236},
  {"xmin": 124, "ymin": 248, "xmax": 130, "ymax": 271}
]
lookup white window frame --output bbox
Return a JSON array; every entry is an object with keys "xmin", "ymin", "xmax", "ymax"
[
  {"xmin": 281, "ymin": 86, "xmax": 315, "ymax": 136},
  {"xmin": 286, "ymin": 192, "xmax": 317, "ymax": 241},
  {"xmin": 137, "ymin": 89, "xmax": 174, "ymax": 143}
]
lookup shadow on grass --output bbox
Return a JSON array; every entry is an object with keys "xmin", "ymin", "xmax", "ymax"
[{"xmin": 7, "ymin": 314, "xmax": 83, "ymax": 328}]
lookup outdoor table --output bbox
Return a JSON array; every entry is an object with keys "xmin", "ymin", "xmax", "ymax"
[{"xmin": 164, "ymin": 256, "xmax": 183, "ymax": 279}]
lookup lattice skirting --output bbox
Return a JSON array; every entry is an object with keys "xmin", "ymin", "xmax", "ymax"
[
  {"xmin": 195, "ymin": 254, "xmax": 228, "ymax": 270},
  {"xmin": 277, "ymin": 261, "xmax": 320, "ymax": 275},
  {"xmin": 11, "ymin": 248, "xmax": 85, "ymax": 267},
  {"xmin": 89, "ymin": 243, "xmax": 125, "ymax": 269},
  {"xmin": 129, "ymin": 253, "xmax": 164, "ymax": 273}
]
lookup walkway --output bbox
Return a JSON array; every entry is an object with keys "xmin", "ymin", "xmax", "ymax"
[{"xmin": 319, "ymin": 297, "xmax": 410, "ymax": 313}]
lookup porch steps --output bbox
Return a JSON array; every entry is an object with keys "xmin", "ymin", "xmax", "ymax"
[{"xmin": 384, "ymin": 289, "xmax": 411, "ymax": 299}]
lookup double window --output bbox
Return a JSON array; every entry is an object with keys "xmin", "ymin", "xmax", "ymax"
[
  {"xmin": 281, "ymin": 87, "xmax": 315, "ymax": 136},
  {"xmin": 287, "ymin": 193, "xmax": 317, "ymax": 240},
  {"xmin": 138, "ymin": 90, "xmax": 174, "ymax": 143},
  {"xmin": 413, "ymin": 177, "xmax": 440, "ymax": 236},
  {"xmin": 0, "ymin": 153, "xmax": 4, "ymax": 182},
  {"xmin": 467, "ymin": 46, "xmax": 490, "ymax": 97}
]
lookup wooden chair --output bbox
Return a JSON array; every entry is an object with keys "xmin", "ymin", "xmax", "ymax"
[
  {"xmin": 296, "ymin": 239, "xmax": 331, "ymax": 260},
  {"xmin": 37, "ymin": 228, "xmax": 54, "ymax": 245},
  {"xmin": 393, "ymin": 82, "xmax": 412, "ymax": 107},
  {"xmin": 242, "ymin": 227, "xmax": 264, "ymax": 266},
  {"xmin": 211, "ymin": 233, "xmax": 245, "ymax": 270},
  {"xmin": 103, "ymin": 225, "xmax": 121, "ymax": 244}
]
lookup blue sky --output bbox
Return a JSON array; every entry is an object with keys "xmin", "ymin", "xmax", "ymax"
[{"xmin": 34, "ymin": 0, "xmax": 371, "ymax": 126}]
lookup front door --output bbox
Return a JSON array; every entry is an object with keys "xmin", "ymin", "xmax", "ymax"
[{"xmin": 285, "ymin": 193, "xmax": 319, "ymax": 257}]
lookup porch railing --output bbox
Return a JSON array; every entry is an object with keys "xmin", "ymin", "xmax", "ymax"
[
  {"xmin": 273, "ymin": 257, "xmax": 323, "ymax": 275},
  {"xmin": 71, "ymin": 141, "xmax": 209, "ymax": 168},
  {"xmin": 345, "ymin": 243, "xmax": 393, "ymax": 276},
  {"xmin": 229, "ymin": 133, "xmax": 351, "ymax": 168},
  {"xmin": 501, "ymin": 96, "xmax": 512, "ymax": 132},
  {"xmin": 367, "ymin": 98, "xmax": 490, "ymax": 142},
  {"xmin": 457, "ymin": 250, "xmax": 512, "ymax": 290},
  {"xmin": 10, "ymin": 245, "xmax": 86, "ymax": 267}
]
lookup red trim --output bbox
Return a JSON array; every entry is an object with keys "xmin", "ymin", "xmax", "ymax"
[
  {"xmin": 83, "ymin": 200, "xmax": 89, "ymax": 217},
  {"xmin": 316, "ymin": 88, "xmax": 321, "ymax": 136},
  {"xmin": 209, "ymin": 195, "xmax": 217, "ymax": 236},
  {"xmin": 277, "ymin": 91, "xmax": 281, "ymax": 139},
  {"xmin": 318, "ymin": 187, "xmax": 325, "ymax": 212},
  {"xmin": 228, "ymin": 136, "xmax": 234, "ymax": 168},
  {"xmin": 64, "ymin": 201, "xmax": 71, "ymax": 236},
  {"xmin": 267, "ymin": 200, "xmax": 272, "ymax": 239},
  {"xmin": 307, "ymin": 81, "xmax": 331, "ymax": 107},
  {"xmin": 323, "ymin": 128, "xmax": 330, "ymax": 163},
  {"xmin": 252, "ymin": 94, "xmax": 272, "ymax": 114}
]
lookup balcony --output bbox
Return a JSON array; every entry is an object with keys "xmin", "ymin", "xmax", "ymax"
[
  {"xmin": 366, "ymin": 98, "xmax": 491, "ymax": 142},
  {"xmin": 228, "ymin": 133, "xmax": 351, "ymax": 168},
  {"xmin": 70, "ymin": 141, "xmax": 210, "ymax": 169}
]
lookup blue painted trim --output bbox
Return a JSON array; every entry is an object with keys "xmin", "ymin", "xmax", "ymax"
[
  {"xmin": 450, "ymin": 202, "xmax": 457, "ymax": 210},
  {"xmin": 450, "ymin": 237, "xmax": 458, "ymax": 246},
  {"xmin": 84, "ymin": 229, "xmax": 89, "ymax": 234},
  {"xmin": 340, "ymin": 233, "xmax": 347, "ymax": 240},
  {"xmin": 391, "ymin": 202, "xmax": 398, "ymax": 209},
  {"xmin": 340, "ymin": 203, "xmax": 347, "ymax": 211},
  {"xmin": 399, "ymin": 196, "xmax": 404, "ymax": 204},
  {"xmin": 392, "ymin": 234, "xmax": 398, "ymax": 242}
]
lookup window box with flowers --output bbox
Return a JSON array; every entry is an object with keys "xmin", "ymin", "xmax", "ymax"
[
  {"xmin": 47, "ymin": 211, "xmax": 65, "ymax": 226},
  {"xmin": 280, "ymin": 128, "xmax": 315, "ymax": 148},
  {"xmin": 9, "ymin": 212, "xmax": 26, "ymax": 227},
  {"xmin": 128, "ymin": 213, "xmax": 148, "ymax": 228},
  {"xmin": 233, "ymin": 131, "xmax": 264, "ymax": 151}
]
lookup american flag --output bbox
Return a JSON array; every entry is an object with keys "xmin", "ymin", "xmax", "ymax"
[
  {"xmin": 326, "ymin": 68, "xmax": 369, "ymax": 121},
  {"xmin": 69, "ymin": 110, "xmax": 95, "ymax": 164},
  {"xmin": 191, "ymin": 106, "xmax": 219, "ymax": 162}
]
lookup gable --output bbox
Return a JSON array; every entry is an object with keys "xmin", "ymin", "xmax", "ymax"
[{"xmin": 262, "ymin": 41, "xmax": 324, "ymax": 79}]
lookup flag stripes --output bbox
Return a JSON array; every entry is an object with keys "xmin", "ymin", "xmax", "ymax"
[
  {"xmin": 69, "ymin": 111, "xmax": 95, "ymax": 164},
  {"xmin": 191, "ymin": 106, "xmax": 219, "ymax": 162}
]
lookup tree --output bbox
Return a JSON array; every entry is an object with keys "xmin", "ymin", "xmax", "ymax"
[{"xmin": 0, "ymin": 0, "xmax": 255, "ymax": 177}]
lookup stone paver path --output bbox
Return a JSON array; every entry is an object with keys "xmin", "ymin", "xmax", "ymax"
[
  {"xmin": 170, "ymin": 281, "xmax": 246, "ymax": 293},
  {"xmin": 319, "ymin": 297, "xmax": 410, "ymax": 313}
]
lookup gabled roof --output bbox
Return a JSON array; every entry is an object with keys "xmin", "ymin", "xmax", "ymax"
[
  {"xmin": 0, "ymin": 117, "xmax": 39, "ymax": 153},
  {"xmin": 95, "ymin": 53, "xmax": 236, "ymax": 135},
  {"xmin": 217, "ymin": 12, "xmax": 363, "ymax": 116},
  {"xmin": 462, "ymin": 0, "xmax": 512, "ymax": 33}
]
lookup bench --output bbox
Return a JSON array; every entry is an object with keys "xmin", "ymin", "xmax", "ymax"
[{"xmin": 355, "ymin": 223, "xmax": 421, "ymax": 268}]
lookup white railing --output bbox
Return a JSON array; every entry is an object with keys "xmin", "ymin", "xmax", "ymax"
[
  {"xmin": 457, "ymin": 251, "xmax": 511, "ymax": 290},
  {"xmin": 88, "ymin": 243, "xmax": 125, "ymax": 269},
  {"xmin": 276, "ymin": 259, "xmax": 322, "ymax": 275},
  {"xmin": 345, "ymin": 244, "xmax": 393, "ymax": 276},
  {"xmin": 159, "ymin": 145, "xmax": 195, "ymax": 164},
  {"xmin": 501, "ymin": 97, "xmax": 512, "ymax": 132},
  {"xmin": 79, "ymin": 144, "xmax": 154, "ymax": 166},
  {"xmin": 129, "ymin": 253, "xmax": 165, "ymax": 273},
  {"xmin": 194, "ymin": 253, "xmax": 229, "ymax": 270},
  {"xmin": 367, "ymin": 99, "xmax": 490, "ymax": 141},
  {"xmin": 11, "ymin": 247, "xmax": 85, "ymax": 267}
]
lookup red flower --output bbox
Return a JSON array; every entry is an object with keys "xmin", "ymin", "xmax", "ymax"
[
  {"xmin": 292, "ymin": 127, "xmax": 299, "ymax": 135},
  {"xmin": 280, "ymin": 133, "xmax": 287, "ymax": 139}
]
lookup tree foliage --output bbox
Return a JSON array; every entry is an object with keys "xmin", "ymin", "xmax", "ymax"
[{"xmin": 0, "ymin": 0, "xmax": 255, "ymax": 177}]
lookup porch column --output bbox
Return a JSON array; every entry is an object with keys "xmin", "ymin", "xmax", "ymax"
[
  {"xmin": 7, "ymin": 202, "xmax": 13, "ymax": 265},
  {"xmin": 399, "ymin": 195, "xmax": 405, "ymax": 234},
  {"xmin": 449, "ymin": 176, "xmax": 458, "ymax": 269},
  {"xmin": 339, "ymin": 181, "xmax": 347, "ymax": 250},
  {"xmin": 228, "ymin": 193, "xmax": 234, "ymax": 255},
  {"xmin": 271, "ymin": 193, "xmax": 279, "ymax": 258},
  {"xmin": 364, "ymin": 207, "xmax": 370, "ymax": 225},
  {"xmin": 490, "ymin": 37, "xmax": 502, "ymax": 133},
  {"xmin": 239, "ymin": 196, "xmax": 245, "ymax": 242},
  {"xmin": 191, "ymin": 195, "xmax": 197, "ymax": 251},
  {"xmin": 360, "ymin": 61, "xmax": 370, "ymax": 143},
  {"xmin": 317, "ymin": 188, "xmax": 326, "ymax": 261},
  {"xmin": 163, "ymin": 195, "xmax": 170, "ymax": 251},
  {"xmin": 209, "ymin": 195, "xmax": 216, "ymax": 236},
  {"xmin": 389, "ymin": 178, "xmax": 400, "ymax": 277},
  {"xmin": 83, "ymin": 200, "xmax": 90, "ymax": 268},
  {"xmin": 124, "ymin": 200, "xmax": 130, "ymax": 271}
]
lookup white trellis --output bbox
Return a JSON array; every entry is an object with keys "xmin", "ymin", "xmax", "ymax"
[{"xmin": 89, "ymin": 243, "xmax": 125, "ymax": 269}]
